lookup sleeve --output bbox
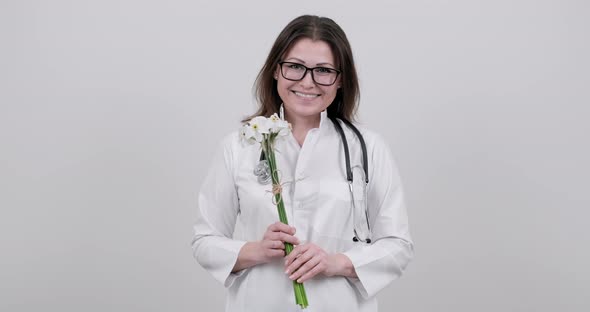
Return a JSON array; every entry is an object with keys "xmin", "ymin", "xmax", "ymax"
[
  {"xmin": 342, "ymin": 133, "xmax": 414, "ymax": 299},
  {"xmin": 191, "ymin": 133, "xmax": 248, "ymax": 287}
]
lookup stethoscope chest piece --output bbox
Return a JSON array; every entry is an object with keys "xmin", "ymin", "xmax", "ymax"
[{"xmin": 253, "ymin": 159, "xmax": 271, "ymax": 184}]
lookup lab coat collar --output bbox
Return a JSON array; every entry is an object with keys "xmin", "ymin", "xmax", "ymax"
[{"xmin": 318, "ymin": 110, "xmax": 329, "ymax": 130}]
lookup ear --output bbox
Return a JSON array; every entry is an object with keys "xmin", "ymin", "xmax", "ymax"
[{"xmin": 274, "ymin": 65, "xmax": 281, "ymax": 80}]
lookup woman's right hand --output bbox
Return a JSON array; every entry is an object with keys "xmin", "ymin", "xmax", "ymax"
[
  {"xmin": 259, "ymin": 222, "xmax": 300, "ymax": 262},
  {"xmin": 232, "ymin": 222, "xmax": 299, "ymax": 272}
]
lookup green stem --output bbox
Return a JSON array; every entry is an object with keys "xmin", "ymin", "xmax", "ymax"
[{"xmin": 264, "ymin": 137, "xmax": 308, "ymax": 309}]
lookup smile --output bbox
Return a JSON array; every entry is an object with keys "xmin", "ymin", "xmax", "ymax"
[{"xmin": 292, "ymin": 91, "xmax": 320, "ymax": 98}]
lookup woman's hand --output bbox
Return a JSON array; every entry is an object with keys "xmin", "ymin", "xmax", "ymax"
[
  {"xmin": 233, "ymin": 222, "xmax": 300, "ymax": 273},
  {"xmin": 259, "ymin": 221, "xmax": 300, "ymax": 262},
  {"xmin": 283, "ymin": 243, "xmax": 357, "ymax": 283}
]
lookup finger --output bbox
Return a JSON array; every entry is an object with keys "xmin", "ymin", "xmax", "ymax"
[
  {"xmin": 268, "ymin": 222, "xmax": 296, "ymax": 235},
  {"xmin": 296, "ymin": 261, "xmax": 325, "ymax": 283},
  {"xmin": 272, "ymin": 240, "xmax": 285, "ymax": 250},
  {"xmin": 285, "ymin": 243, "xmax": 313, "ymax": 267},
  {"xmin": 268, "ymin": 232, "xmax": 299, "ymax": 245},
  {"xmin": 284, "ymin": 243, "xmax": 308, "ymax": 265},
  {"xmin": 285, "ymin": 248, "xmax": 315, "ymax": 274},
  {"xmin": 262, "ymin": 224, "xmax": 283, "ymax": 239},
  {"xmin": 263, "ymin": 240, "xmax": 285, "ymax": 250},
  {"xmin": 279, "ymin": 232, "xmax": 300, "ymax": 245},
  {"xmin": 265, "ymin": 248, "xmax": 285, "ymax": 259},
  {"xmin": 289, "ymin": 255, "xmax": 321, "ymax": 281}
]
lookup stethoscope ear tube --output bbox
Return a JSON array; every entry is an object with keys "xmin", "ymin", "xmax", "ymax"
[
  {"xmin": 340, "ymin": 118, "xmax": 369, "ymax": 184},
  {"xmin": 329, "ymin": 116, "xmax": 353, "ymax": 182}
]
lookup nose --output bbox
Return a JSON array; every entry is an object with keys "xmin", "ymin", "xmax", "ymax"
[{"xmin": 299, "ymin": 69, "xmax": 315, "ymax": 88}]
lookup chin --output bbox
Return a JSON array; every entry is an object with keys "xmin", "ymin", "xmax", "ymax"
[{"xmin": 286, "ymin": 103, "xmax": 325, "ymax": 118}]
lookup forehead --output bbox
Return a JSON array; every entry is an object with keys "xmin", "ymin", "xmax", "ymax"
[{"xmin": 283, "ymin": 38, "xmax": 335, "ymax": 66}]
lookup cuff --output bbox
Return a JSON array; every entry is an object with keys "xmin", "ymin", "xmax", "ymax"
[
  {"xmin": 343, "ymin": 243, "xmax": 395, "ymax": 299},
  {"xmin": 221, "ymin": 240, "xmax": 248, "ymax": 288},
  {"xmin": 197, "ymin": 239, "xmax": 248, "ymax": 288}
]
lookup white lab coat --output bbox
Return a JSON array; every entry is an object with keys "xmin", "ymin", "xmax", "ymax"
[{"xmin": 192, "ymin": 111, "xmax": 413, "ymax": 312}]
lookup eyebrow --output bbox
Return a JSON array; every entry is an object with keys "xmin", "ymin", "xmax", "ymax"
[{"xmin": 285, "ymin": 57, "xmax": 336, "ymax": 68}]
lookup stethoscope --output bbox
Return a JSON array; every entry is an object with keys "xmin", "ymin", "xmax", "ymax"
[
  {"xmin": 329, "ymin": 116, "xmax": 371, "ymax": 244},
  {"xmin": 254, "ymin": 114, "xmax": 372, "ymax": 244}
]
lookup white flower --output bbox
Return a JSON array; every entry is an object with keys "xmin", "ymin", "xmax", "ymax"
[
  {"xmin": 240, "ymin": 114, "xmax": 291, "ymax": 145},
  {"xmin": 269, "ymin": 113, "xmax": 281, "ymax": 123},
  {"xmin": 268, "ymin": 113, "xmax": 291, "ymax": 136},
  {"xmin": 249, "ymin": 116, "xmax": 271, "ymax": 134},
  {"xmin": 276, "ymin": 120, "xmax": 291, "ymax": 136},
  {"xmin": 240, "ymin": 124, "xmax": 261, "ymax": 144}
]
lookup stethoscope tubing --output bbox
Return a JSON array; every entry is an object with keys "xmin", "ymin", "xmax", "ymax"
[{"xmin": 330, "ymin": 117, "xmax": 371, "ymax": 243}]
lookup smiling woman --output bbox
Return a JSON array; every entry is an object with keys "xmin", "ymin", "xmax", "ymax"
[
  {"xmin": 192, "ymin": 15, "xmax": 413, "ymax": 312},
  {"xmin": 276, "ymin": 38, "xmax": 341, "ymax": 144},
  {"xmin": 247, "ymin": 15, "xmax": 360, "ymax": 128}
]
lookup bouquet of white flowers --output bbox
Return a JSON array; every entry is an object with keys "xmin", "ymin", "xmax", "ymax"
[{"xmin": 240, "ymin": 113, "xmax": 309, "ymax": 309}]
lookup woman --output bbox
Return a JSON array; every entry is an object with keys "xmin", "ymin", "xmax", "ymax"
[{"xmin": 192, "ymin": 15, "xmax": 413, "ymax": 311}]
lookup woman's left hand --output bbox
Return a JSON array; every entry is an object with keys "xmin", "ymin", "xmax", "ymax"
[{"xmin": 283, "ymin": 242, "xmax": 356, "ymax": 283}]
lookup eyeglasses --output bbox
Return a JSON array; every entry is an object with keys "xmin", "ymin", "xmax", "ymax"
[{"xmin": 279, "ymin": 61, "xmax": 341, "ymax": 86}]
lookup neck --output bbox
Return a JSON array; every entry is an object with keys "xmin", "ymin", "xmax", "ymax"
[{"xmin": 286, "ymin": 113, "xmax": 321, "ymax": 146}]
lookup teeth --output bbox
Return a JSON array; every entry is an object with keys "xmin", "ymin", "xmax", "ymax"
[{"xmin": 294, "ymin": 91, "xmax": 318, "ymax": 98}]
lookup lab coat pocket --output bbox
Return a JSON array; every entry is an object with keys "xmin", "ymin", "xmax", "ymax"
[
  {"xmin": 320, "ymin": 178, "xmax": 366, "ymax": 202},
  {"xmin": 320, "ymin": 180, "xmax": 351, "ymax": 200},
  {"xmin": 313, "ymin": 180, "xmax": 354, "ymax": 239}
]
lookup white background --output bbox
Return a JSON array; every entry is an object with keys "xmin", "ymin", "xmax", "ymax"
[{"xmin": 1, "ymin": 0, "xmax": 589, "ymax": 311}]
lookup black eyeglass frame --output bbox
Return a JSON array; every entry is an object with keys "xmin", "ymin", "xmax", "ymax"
[{"xmin": 278, "ymin": 61, "xmax": 341, "ymax": 86}]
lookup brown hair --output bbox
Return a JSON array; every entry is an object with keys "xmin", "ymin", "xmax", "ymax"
[{"xmin": 244, "ymin": 15, "xmax": 360, "ymax": 123}]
